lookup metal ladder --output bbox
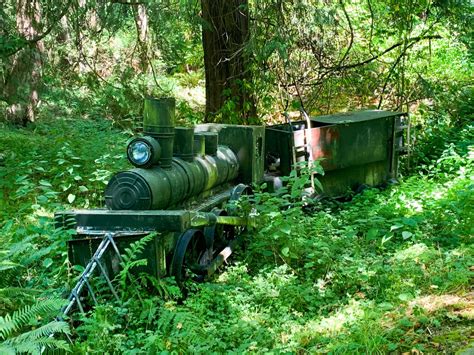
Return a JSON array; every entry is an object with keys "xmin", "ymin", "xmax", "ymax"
[{"xmin": 289, "ymin": 110, "xmax": 316, "ymax": 193}]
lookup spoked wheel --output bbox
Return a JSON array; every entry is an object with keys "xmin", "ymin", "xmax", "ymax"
[{"xmin": 170, "ymin": 229, "xmax": 212, "ymax": 291}]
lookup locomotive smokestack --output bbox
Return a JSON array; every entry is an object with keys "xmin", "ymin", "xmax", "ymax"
[{"xmin": 143, "ymin": 97, "xmax": 175, "ymax": 168}]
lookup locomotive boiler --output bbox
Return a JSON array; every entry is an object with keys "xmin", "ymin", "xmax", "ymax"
[{"xmin": 55, "ymin": 97, "xmax": 407, "ymax": 316}]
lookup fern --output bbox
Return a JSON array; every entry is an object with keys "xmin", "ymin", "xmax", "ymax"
[
  {"xmin": 0, "ymin": 260, "xmax": 23, "ymax": 272},
  {"xmin": 0, "ymin": 287, "xmax": 41, "ymax": 299},
  {"xmin": 0, "ymin": 298, "xmax": 65, "ymax": 339},
  {"xmin": 120, "ymin": 234, "xmax": 157, "ymax": 267},
  {"xmin": 3, "ymin": 332, "xmax": 70, "ymax": 354},
  {"xmin": 0, "ymin": 287, "xmax": 41, "ymax": 316},
  {"xmin": 118, "ymin": 233, "xmax": 156, "ymax": 298},
  {"xmin": 0, "ymin": 298, "xmax": 70, "ymax": 354},
  {"xmin": 12, "ymin": 321, "xmax": 69, "ymax": 342},
  {"xmin": 0, "ymin": 343, "xmax": 15, "ymax": 355}
]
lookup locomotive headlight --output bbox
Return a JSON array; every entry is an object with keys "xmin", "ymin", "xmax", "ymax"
[{"xmin": 127, "ymin": 136, "xmax": 161, "ymax": 168}]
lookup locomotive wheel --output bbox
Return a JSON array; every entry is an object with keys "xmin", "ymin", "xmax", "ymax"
[{"xmin": 170, "ymin": 229, "xmax": 212, "ymax": 290}]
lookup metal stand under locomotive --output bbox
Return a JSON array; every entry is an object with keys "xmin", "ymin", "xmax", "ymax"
[{"xmin": 55, "ymin": 97, "xmax": 407, "ymax": 315}]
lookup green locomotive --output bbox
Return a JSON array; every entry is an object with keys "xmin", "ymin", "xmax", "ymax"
[{"xmin": 55, "ymin": 97, "xmax": 406, "ymax": 315}]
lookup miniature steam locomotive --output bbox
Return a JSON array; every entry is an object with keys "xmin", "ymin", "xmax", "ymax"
[{"xmin": 55, "ymin": 97, "xmax": 407, "ymax": 302}]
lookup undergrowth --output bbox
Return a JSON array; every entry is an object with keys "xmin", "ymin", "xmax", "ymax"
[{"xmin": 0, "ymin": 115, "xmax": 472, "ymax": 353}]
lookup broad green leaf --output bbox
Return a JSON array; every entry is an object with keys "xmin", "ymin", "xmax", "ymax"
[
  {"xmin": 381, "ymin": 234, "xmax": 393, "ymax": 245},
  {"xmin": 366, "ymin": 228, "xmax": 378, "ymax": 239},
  {"xmin": 378, "ymin": 302, "xmax": 394, "ymax": 310},
  {"xmin": 402, "ymin": 217, "xmax": 417, "ymax": 226},
  {"xmin": 39, "ymin": 180, "xmax": 52, "ymax": 187},
  {"xmin": 390, "ymin": 224, "xmax": 403, "ymax": 232},
  {"xmin": 402, "ymin": 231, "xmax": 413, "ymax": 239},
  {"xmin": 42, "ymin": 258, "xmax": 53, "ymax": 269},
  {"xmin": 67, "ymin": 194, "xmax": 76, "ymax": 203},
  {"xmin": 398, "ymin": 293, "xmax": 412, "ymax": 302},
  {"xmin": 261, "ymin": 250, "xmax": 273, "ymax": 257},
  {"xmin": 37, "ymin": 195, "xmax": 48, "ymax": 203}
]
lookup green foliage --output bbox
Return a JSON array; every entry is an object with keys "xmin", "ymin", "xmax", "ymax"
[
  {"xmin": 0, "ymin": 299, "xmax": 70, "ymax": 354},
  {"xmin": 249, "ymin": 0, "xmax": 473, "ymax": 118},
  {"xmin": 0, "ymin": 0, "xmax": 472, "ymax": 352},
  {"xmin": 117, "ymin": 234, "xmax": 156, "ymax": 300},
  {"xmin": 28, "ymin": 113, "xmax": 466, "ymax": 353},
  {"xmin": 0, "ymin": 112, "xmax": 471, "ymax": 352}
]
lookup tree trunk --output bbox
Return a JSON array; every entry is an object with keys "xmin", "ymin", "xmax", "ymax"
[
  {"xmin": 134, "ymin": 4, "xmax": 149, "ymax": 72},
  {"xmin": 4, "ymin": 0, "xmax": 44, "ymax": 125},
  {"xmin": 201, "ymin": 0, "xmax": 256, "ymax": 123}
]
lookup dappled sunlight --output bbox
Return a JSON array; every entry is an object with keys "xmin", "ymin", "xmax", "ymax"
[
  {"xmin": 398, "ymin": 193, "xmax": 424, "ymax": 213},
  {"xmin": 408, "ymin": 292, "xmax": 474, "ymax": 319},
  {"xmin": 392, "ymin": 243, "xmax": 437, "ymax": 263},
  {"xmin": 0, "ymin": 0, "xmax": 472, "ymax": 351},
  {"xmin": 431, "ymin": 190, "xmax": 444, "ymax": 200},
  {"xmin": 31, "ymin": 207, "xmax": 54, "ymax": 219},
  {"xmin": 308, "ymin": 299, "xmax": 365, "ymax": 335}
]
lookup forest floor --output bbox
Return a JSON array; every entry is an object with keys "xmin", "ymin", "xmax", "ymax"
[{"xmin": 0, "ymin": 115, "xmax": 472, "ymax": 353}]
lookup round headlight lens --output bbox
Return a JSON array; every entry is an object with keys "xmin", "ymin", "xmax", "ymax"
[
  {"xmin": 127, "ymin": 136, "xmax": 161, "ymax": 168},
  {"xmin": 129, "ymin": 141, "xmax": 151, "ymax": 165}
]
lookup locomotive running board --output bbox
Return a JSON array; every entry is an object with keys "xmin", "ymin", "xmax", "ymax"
[
  {"xmin": 55, "ymin": 209, "xmax": 193, "ymax": 234},
  {"xmin": 55, "ymin": 186, "xmax": 239, "ymax": 234}
]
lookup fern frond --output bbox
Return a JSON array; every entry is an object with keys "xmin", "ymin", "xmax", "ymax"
[
  {"xmin": 0, "ymin": 298, "xmax": 65, "ymax": 339},
  {"xmin": 11, "ymin": 321, "xmax": 70, "ymax": 342},
  {"xmin": 117, "ymin": 234, "xmax": 156, "ymax": 298},
  {"xmin": 126, "ymin": 259, "xmax": 148, "ymax": 270},
  {"xmin": 0, "ymin": 260, "xmax": 23, "ymax": 272},
  {"xmin": 5, "ymin": 336, "xmax": 70, "ymax": 354},
  {"xmin": 0, "ymin": 343, "xmax": 15, "ymax": 355},
  {"xmin": 0, "ymin": 287, "xmax": 41, "ymax": 298},
  {"xmin": 120, "ymin": 234, "xmax": 156, "ymax": 267}
]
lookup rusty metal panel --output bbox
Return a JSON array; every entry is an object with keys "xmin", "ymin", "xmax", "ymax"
[{"xmin": 310, "ymin": 118, "xmax": 391, "ymax": 171}]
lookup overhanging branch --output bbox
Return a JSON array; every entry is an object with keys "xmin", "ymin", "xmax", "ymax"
[
  {"xmin": 111, "ymin": 0, "xmax": 145, "ymax": 5},
  {"xmin": 326, "ymin": 34, "xmax": 442, "ymax": 72},
  {"xmin": 2, "ymin": 1, "xmax": 72, "ymax": 58}
]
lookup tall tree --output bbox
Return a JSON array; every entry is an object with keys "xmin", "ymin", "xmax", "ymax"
[
  {"xmin": 201, "ymin": 0, "xmax": 256, "ymax": 123},
  {"xmin": 134, "ymin": 4, "xmax": 149, "ymax": 72},
  {"xmin": 1, "ymin": 1, "xmax": 71, "ymax": 125},
  {"xmin": 3, "ymin": 0, "xmax": 44, "ymax": 125}
]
